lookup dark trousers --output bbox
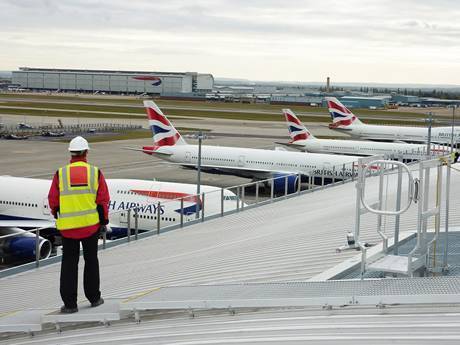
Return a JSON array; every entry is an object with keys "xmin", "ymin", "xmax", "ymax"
[{"xmin": 60, "ymin": 231, "xmax": 101, "ymax": 308}]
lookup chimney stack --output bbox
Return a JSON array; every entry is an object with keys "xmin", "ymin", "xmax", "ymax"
[{"xmin": 326, "ymin": 77, "xmax": 330, "ymax": 93}]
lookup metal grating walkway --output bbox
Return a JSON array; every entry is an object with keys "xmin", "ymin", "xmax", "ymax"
[
  {"xmin": 121, "ymin": 277, "xmax": 460, "ymax": 312},
  {"xmin": 3, "ymin": 276, "xmax": 460, "ymax": 336}
]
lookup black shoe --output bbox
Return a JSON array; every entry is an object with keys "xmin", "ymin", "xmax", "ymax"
[
  {"xmin": 91, "ymin": 297, "xmax": 104, "ymax": 308},
  {"xmin": 60, "ymin": 305, "xmax": 78, "ymax": 314}
]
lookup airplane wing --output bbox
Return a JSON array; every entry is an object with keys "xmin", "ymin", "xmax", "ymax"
[
  {"xmin": 168, "ymin": 161, "xmax": 301, "ymax": 179},
  {"xmin": 0, "ymin": 219, "xmax": 55, "ymax": 229},
  {"xmin": 359, "ymin": 136, "xmax": 423, "ymax": 144},
  {"xmin": 274, "ymin": 142, "xmax": 307, "ymax": 152},
  {"xmin": 123, "ymin": 147, "xmax": 173, "ymax": 156}
]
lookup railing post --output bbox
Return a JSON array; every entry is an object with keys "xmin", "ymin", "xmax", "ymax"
[
  {"xmin": 156, "ymin": 202, "xmax": 161, "ymax": 235},
  {"xmin": 134, "ymin": 207, "xmax": 139, "ymax": 240},
  {"xmin": 102, "ymin": 228, "xmax": 106, "ymax": 249},
  {"xmin": 352, "ymin": 163, "xmax": 356, "ymax": 181},
  {"xmin": 180, "ymin": 198, "xmax": 184, "ymax": 227},
  {"xmin": 236, "ymin": 187, "xmax": 240, "ymax": 211},
  {"xmin": 255, "ymin": 182, "xmax": 259, "ymax": 204},
  {"xmin": 297, "ymin": 173, "xmax": 301, "ymax": 194},
  {"xmin": 284, "ymin": 175, "xmax": 288, "ymax": 197},
  {"xmin": 242, "ymin": 186, "xmax": 245, "ymax": 210},
  {"xmin": 270, "ymin": 178, "xmax": 274, "ymax": 201},
  {"xmin": 201, "ymin": 193, "xmax": 205, "ymax": 222},
  {"xmin": 443, "ymin": 158, "xmax": 451, "ymax": 270},
  {"xmin": 332, "ymin": 166, "xmax": 336, "ymax": 184},
  {"xmin": 342, "ymin": 164, "xmax": 346, "ymax": 184},
  {"xmin": 321, "ymin": 167, "xmax": 325, "ymax": 187},
  {"xmin": 127, "ymin": 209, "xmax": 131, "ymax": 242},
  {"xmin": 220, "ymin": 188, "xmax": 224, "ymax": 216},
  {"xmin": 35, "ymin": 228, "xmax": 40, "ymax": 268}
]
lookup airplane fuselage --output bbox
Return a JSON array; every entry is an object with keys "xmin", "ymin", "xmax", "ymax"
[
  {"xmin": 0, "ymin": 177, "xmax": 240, "ymax": 235},
  {"xmin": 290, "ymin": 138, "xmax": 450, "ymax": 159},
  {"xmin": 332, "ymin": 124, "xmax": 460, "ymax": 144},
  {"xmin": 153, "ymin": 144, "xmax": 360, "ymax": 180}
]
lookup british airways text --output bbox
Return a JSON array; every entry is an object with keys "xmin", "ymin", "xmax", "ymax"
[{"xmin": 109, "ymin": 200, "xmax": 165, "ymax": 214}]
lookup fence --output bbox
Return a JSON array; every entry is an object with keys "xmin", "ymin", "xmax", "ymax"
[{"xmin": 0, "ymin": 122, "xmax": 142, "ymax": 137}]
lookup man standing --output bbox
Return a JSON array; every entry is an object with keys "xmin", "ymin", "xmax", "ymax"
[{"xmin": 48, "ymin": 136, "xmax": 110, "ymax": 314}]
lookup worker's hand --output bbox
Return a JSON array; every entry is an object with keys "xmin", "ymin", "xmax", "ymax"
[
  {"xmin": 52, "ymin": 207, "xmax": 59, "ymax": 219},
  {"xmin": 99, "ymin": 225, "xmax": 107, "ymax": 234}
]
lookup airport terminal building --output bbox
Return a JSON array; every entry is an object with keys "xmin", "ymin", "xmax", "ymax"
[{"xmin": 11, "ymin": 67, "xmax": 214, "ymax": 96}]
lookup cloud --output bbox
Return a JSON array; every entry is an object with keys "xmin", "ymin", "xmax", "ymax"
[{"xmin": 0, "ymin": 0, "xmax": 459, "ymax": 83}]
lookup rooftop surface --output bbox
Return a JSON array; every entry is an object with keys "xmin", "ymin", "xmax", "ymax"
[{"xmin": 1, "ymin": 161, "xmax": 459, "ymax": 343}]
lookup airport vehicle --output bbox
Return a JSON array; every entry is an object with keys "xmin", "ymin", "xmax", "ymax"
[
  {"xmin": 0, "ymin": 176, "xmax": 240, "ymax": 262},
  {"xmin": 3, "ymin": 134, "xmax": 29, "ymax": 140},
  {"xmin": 41, "ymin": 130, "xmax": 66, "ymax": 137},
  {"xmin": 283, "ymin": 109, "xmax": 450, "ymax": 160},
  {"xmin": 136, "ymin": 101, "xmax": 361, "ymax": 189},
  {"xmin": 327, "ymin": 97, "xmax": 460, "ymax": 144},
  {"xmin": 17, "ymin": 123, "xmax": 33, "ymax": 129}
]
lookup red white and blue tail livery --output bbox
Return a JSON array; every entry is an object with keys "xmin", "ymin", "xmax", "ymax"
[
  {"xmin": 283, "ymin": 109, "xmax": 313, "ymax": 143},
  {"xmin": 326, "ymin": 97, "xmax": 363, "ymax": 128},
  {"xmin": 324, "ymin": 97, "xmax": 460, "ymax": 144},
  {"xmin": 144, "ymin": 101, "xmax": 186, "ymax": 147}
]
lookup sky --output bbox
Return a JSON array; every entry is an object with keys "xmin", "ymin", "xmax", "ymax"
[{"xmin": 0, "ymin": 0, "xmax": 459, "ymax": 85}]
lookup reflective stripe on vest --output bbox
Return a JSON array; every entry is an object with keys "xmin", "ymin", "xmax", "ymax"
[{"xmin": 56, "ymin": 162, "xmax": 99, "ymax": 231}]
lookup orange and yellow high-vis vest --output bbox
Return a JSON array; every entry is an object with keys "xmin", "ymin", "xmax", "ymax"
[{"xmin": 56, "ymin": 161, "xmax": 99, "ymax": 231}]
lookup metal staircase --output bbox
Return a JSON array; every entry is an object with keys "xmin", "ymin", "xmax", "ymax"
[{"xmin": 353, "ymin": 156, "xmax": 451, "ymax": 278}]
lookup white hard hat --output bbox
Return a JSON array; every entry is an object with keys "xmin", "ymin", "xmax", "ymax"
[{"xmin": 68, "ymin": 136, "xmax": 90, "ymax": 151}]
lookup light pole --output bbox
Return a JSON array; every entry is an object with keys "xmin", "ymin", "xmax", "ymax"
[
  {"xmin": 451, "ymin": 106, "xmax": 456, "ymax": 154},
  {"xmin": 426, "ymin": 112, "xmax": 433, "ymax": 158},
  {"xmin": 196, "ymin": 131, "xmax": 204, "ymax": 218}
]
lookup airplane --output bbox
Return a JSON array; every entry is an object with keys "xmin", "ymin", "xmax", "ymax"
[
  {"xmin": 41, "ymin": 130, "xmax": 66, "ymax": 137},
  {"xmin": 3, "ymin": 134, "xmax": 29, "ymax": 140},
  {"xmin": 17, "ymin": 123, "xmax": 33, "ymax": 129},
  {"xmin": 326, "ymin": 97, "xmax": 460, "ymax": 144},
  {"xmin": 282, "ymin": 109, "xmax": 451, "ymax": 160},
  {"xmin": 0, "ymin": 176, "xmax": 241, "ymax": 263},
  {"xmin": 134, "ymin": 101, "xmax": 362, "ymax": 190}
]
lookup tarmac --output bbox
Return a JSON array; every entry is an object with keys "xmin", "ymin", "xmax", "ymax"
[{"xmin": 0, "ymin": 112, "xmax": 346, "ymax": 188}]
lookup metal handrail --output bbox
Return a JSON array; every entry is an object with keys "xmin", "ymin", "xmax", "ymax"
[
  {"xmin": 1, "ymin": 155, "xmax": 433, "ymax": 270},
  {"xmin": 360, "ymin": 160, "xmax": 415, "ymax": 216}
]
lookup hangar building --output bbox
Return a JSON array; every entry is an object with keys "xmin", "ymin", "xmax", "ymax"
[
  {"xmin": 321, "ymin": 96, "xmax": 390, "ymax": 109},
  {"xmin": 11, "ymin": 67, "xmax": 214, "ymax": 95}
]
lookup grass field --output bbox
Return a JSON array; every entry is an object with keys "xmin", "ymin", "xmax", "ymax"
[
  {"xmin": 52, "ymin": 127, "xmax": 207, "ymax": 143},
  {"xmin": 0, "ymin": 92, "xmax": 431, "ymax": 125}
]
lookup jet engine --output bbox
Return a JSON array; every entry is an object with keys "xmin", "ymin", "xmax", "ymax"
[
  {"xmin": 0, "ymin": 228, "xmax": 52, "ymax": 261},
  {"xmin": 271, "ymin": 173, "xmax": 299, "ymax": 194}
]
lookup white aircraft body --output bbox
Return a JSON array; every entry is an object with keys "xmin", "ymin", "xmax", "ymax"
[
  {"xmin": 327, "ymin": 97, "xmax": 460, "ymax": 144},
  {"xmin": 283, "ymin": 109, "xmax": 451, "ymax": 160},
  {"xmin": 138, "ymin": 101, "xmax": 361, "ymax": 186},
  {"xmin": 0, "ymin": 176, "xmax": 240, "ymax": 261}
]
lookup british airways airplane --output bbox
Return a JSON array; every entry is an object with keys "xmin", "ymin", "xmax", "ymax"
[
  {"xmin": 0, "ymin": 176, "xmax": 240, "ymax": 263},
  {"xmin": 327, "ymin": 97, "xmax": 460, "ymax": 144},
  {"xmin": 137, "ymin": 101, "xmax": 361, "ymax": 189},
  {"xmin": 282, "ymin": 109, "xmax": 451, "ymax": 160}
]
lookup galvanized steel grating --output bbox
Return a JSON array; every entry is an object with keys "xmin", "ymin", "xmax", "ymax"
[{"xmin": 126, "ymin": 276, "xmax": 460, "ymax": 303}]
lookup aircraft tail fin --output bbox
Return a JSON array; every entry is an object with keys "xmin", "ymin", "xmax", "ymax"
[
  {"xmin": 282, "ymin": 109, "xmax": 314, "ymax": 143},
  {"xmin": 143, "ymin": 101, "xmax": 187, "ymax": 146},
  {"xmin": 325, "ymin": 97, "xmax": 363, "ymax": 128}
]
